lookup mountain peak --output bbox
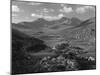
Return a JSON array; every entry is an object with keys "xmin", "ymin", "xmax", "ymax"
[
  {"xmin": 60, "ymin": 17, "xmax": 68, "ymax": 20},
  {"xmin": 35, "ymin": 18, "xmax": 47, "ymax": 22},
  {"xmin": 70, "ymin": 17, "xmax": 81, "ymax": 26}
]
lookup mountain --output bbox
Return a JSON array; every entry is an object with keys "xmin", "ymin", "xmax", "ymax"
[
  {"xmin": 70, "ymin": 17, "xmax": 81, "ymax": 26},
  {"xmin": 46, "ymin": 17, "xmax": 95, "ymax": 44},
  {"xmin": 59, "ymin": 17, "xmax": 96, "ymax": 56},
  {"xmin": 12, "ymin": 28, "xmax": 48, "ymax": 53},
  {"xmin": 42, "ymin": 17, "xmax": 81, "ymax": 33},
  {"xmin": 63, "ymin": 17, "xmax": 96, "ymax": 41},
  {"xmin": 38, "ymin": 17, "xmax": 96, "ymax": 53},
  {"xmin": 12, "ymin": 28, "xmax": 49, "ymax": 74},
  {"xmin": 12, "ymin": 17, "xmax": 81, "ymax": 36},
  {"xmin": 12, "ymin": 28, "xmax": 31, "ymax": 40},
  {"xmin": 12, "ymin": 17, "xmax": 70, "ymax": 28},
  {"xmin": 12, "ymin": 17, "xmax": 95, "ymax": 48}
]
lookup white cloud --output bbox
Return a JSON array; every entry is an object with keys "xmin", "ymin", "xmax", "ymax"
[
  {"xmin": 43, "ymin": 13, "xmax": 64, "ymax": 20},
  {"xmin": 76, "ymin": 6, "xmax": 95, "ymax": 14},
  {"xmin": 31, "ymin": 13, "xmax": 64, "ymax": 21},
  {"xmin": 34, "ymin": 8, "xmax": 55, "ymax": 18},
  {"xmin": 59, "ymin": 6, "xmax": 73, "ymax": 13},
  {"xmin": 31, "ymin": 13, "xmax": 43, "ymax": 18},
  {"xmin": 58, "ymin": 14, "xmax": 64, "ymax": 18},
  {"xmin": 12, "ymin": 5, "xmax": 20, "ymax": 12}
]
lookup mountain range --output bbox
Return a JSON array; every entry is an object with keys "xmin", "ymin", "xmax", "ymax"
[{"xmin": 12, "ymin": 17, "xmax": 82, "ymax": 35}]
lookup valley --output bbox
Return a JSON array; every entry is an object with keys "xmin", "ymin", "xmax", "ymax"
[{"xmin": 12, "ymin": 17, "xmax": 96, "ymax": 74}]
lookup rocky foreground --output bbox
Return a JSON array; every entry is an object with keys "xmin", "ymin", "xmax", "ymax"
[
  {"xmin": 12, "ymin": 40, "xmax": 96, "ymax": 74},
  {"xmin": 36, "ymin": 43, "xmax": 96, "ymax": 72}
]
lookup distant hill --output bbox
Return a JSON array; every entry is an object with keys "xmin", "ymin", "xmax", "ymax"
[
  {"xmin": 62, "ymin": 17, "xmax": 96, "ymax": 41},
  {"xmin": 37, "ymin": 17, "xmax": 96, "ymax": 50},
  {"xmin": 70, "ymin": 17, "xmax": 81, "ymax": 26},
  {"xmin": 12, "ymin": 17, "xmax": 81, "ymax": 36},
  {"xmin": 60, "ymin": 17, "xmax": 96, "ymax": 57}
]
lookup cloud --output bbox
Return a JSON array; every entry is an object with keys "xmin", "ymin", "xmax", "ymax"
[
  {"xmin": 58, "ymin": 14, "xmax": 64, "ymax": 18},
  {"xmin": 31, "ymin": 13, "xmax": 43, "ymax": 18},
  {"xmin": 28, "ymin": 2, "xmax": 41, "ymax": 5},
  {"xmin": 34, "ymin": 8, "xmax": 55, "ymax": 17},
  {"xmin": 43, "ymin": 14, "xmax": 64, "ymax": 20},
  {"xmin": 31, "ymin": 13, "xmax": 64, "ymax": 20},
  {"xmin": 76, "ymin": 6, "xmax": 95, "ymax": 14},
  {"xmin": 59, "ymin": 5, "xmax": 73, "ymax": 13},
  {"xmin": 12, "ymin": 5, "xmax": 20, "ymax": 12}
]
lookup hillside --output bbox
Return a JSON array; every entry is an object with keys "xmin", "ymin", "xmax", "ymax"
[
  {"xmin": 37, "ymin": 17, "xmax": 96, "ymax": 58},
  {"xmin": 12, "ymin": 28, "xmax": 49, "ymax": 74},
  {"xmin": 12, "ymin": 17, "xmax": 96, "ymax": 57},
  {"xmin": 12, "ymin": 17, "xmax": 96, "ymax": 74}
]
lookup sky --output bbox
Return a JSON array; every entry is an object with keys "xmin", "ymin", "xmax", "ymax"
[{"xmin": 12, "ymin": 0, "xmax": 96, "ymax": 23}]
